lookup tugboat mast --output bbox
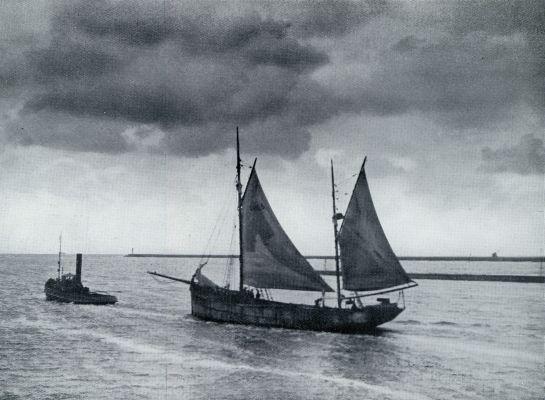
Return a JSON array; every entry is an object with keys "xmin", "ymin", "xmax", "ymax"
[
  {"xmin": 330, "ymin": 160, "xmax": 342, "ymax": 308},
  {"xmin": 236, "ymin": 127, "xmax": 244, "ymax": 292},
  {"xmin": 57, "ymin": 234, "xmax": 62, "ymax": 279}
]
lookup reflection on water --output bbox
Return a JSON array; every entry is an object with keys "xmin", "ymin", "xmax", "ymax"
[{"xmin": 0, "ymin": 255, "xmax": 543, "ymax": 400}]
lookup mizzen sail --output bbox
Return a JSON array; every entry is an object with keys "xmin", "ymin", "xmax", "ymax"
[
  {"xmin": 241, "ymin": 168, "xmax": 333, "ymax": 292},
  {"xmin": 339, "ymin": 161, "xmax": 411, "ymax": 291}
]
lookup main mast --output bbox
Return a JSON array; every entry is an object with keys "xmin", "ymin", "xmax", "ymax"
[
  {"xmin": 236, "ymin": 127, "xmax": 244, "ymax": 292},
  {"xmin": 330, "ymin": 160, "xmax": 342, "ymax": 308}
]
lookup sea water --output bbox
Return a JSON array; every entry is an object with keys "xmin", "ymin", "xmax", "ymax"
[{"xmin": 0, "ymin": 255, "xmax": 543, "ymax": 400}]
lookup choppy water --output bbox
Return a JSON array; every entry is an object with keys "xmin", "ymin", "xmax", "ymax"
[{"xmin": 1, "ymin": 255, "xmax": 543, "ymax": 400}]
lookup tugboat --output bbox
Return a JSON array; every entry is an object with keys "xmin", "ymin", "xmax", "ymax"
[{"xmin": 45, "ymin": 245, "xmax": 117, "ymax": 305}]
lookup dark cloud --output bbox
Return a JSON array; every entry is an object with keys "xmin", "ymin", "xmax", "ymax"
[
  {"xmin": 58, "ymin": 1, "xmax": 184, "ymax": 46},
  {"xmin": 359, "ymin": 28, "xmax": 540, "ymax": 128},
  {"xmin": 450, "ymin": 0, "xmax": 545, "ymax": 110},
  {"xmin": 0, "ymin": 61, "xmax": 21, "ymax": 88},
  {"xmin": 160, "ymin": 117, "xmax": 311, "ymax": 159},
  {"xmin": 313, "ymin": 0, "xmax": 544, "ymax": 129},
  {"xmin": 391, "ymin": 35, "xmax": 425, "ymax": 53},
  {"xmin": 481, "ymin": 134, "xmax": 545, "ymax": 175},
  {"xmin": 0, "ymin": 37, "xmax": 35, "ymax": 88},
  {"xmin": 7, "ymin": 110, "xmax": 131, "ymax": 154},
  {"xmin": 23, "ymin": 81, "xmax": 206, "ymax": 127},
  {"xmin": 60, "ymin": 2, "xmax": 327, "ymax": 70},
  {"xmin": 451, "ymin": 0, "xmax": 545, "ymax": 37},
  {"xmin": 23, "ymin": 64, "xmax": 317, "ymax": 129},
  {"xmin": 1, "ymin": 0, "xmax": 543, "ymax": 158},
  {"xmin": 244, "ymin": 37, "xmax": 328, "ymax": 71},
  {"xmin": 287, "ymin": 0, "xmax": 389, "ymax": 38},
  {"xmin": 29, "ymin": 41, "xmax": 121, "ymax": 81},
  {"xmin": 1, "ymin": 0, "xmax": 335, "ymax": 157}
]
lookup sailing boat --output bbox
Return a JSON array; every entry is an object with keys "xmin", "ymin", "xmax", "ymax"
[{"xmin": 149, "ymin": 129, "xmax": 416, "ymax": 333}]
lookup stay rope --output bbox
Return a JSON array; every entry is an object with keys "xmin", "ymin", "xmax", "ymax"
[
  {"xmin": 222, "ymin": 213, "xmax": 237, "ymax": 288},
  {"xmin": 199, "ymin": 174, "xmax": 237, "ymax": 267}
]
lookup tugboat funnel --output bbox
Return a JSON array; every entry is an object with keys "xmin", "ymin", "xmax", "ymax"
[{"xmin": 76, "ymin": 254, "xmax": 82, "ymax": 284}]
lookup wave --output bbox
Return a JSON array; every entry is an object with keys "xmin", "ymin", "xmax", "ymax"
[
  {"xmin": 11, "ymin": 316, "xmax": 181, "ymax": 360},
  {"xmin": 0, "ymin": 391, "xmax": 22, "ymax": 400},
  {"xmin": 187, "ymin": 359, "xmax": 433, "ymax": 400},
  {"xmin": 431, "ymin": 321, "xmax": 458, "ymax": 326},
  {"xmin": 469, "ymin": 323, "xmax": 491, "ymax": 328},
  {"xmin": 406, "ymin": 334, "xmax": 542, "ymax": 364},
  {"xmin": 106, "ymin": 306, "xmax": 180, "ymax": 321},
  {"xmin": 397, "ymin": 319, "xmax": 422, "ymax": 325}
]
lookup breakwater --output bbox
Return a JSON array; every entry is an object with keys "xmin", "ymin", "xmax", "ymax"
[
  {"xmin": 125, "ymin": 254, "xmax": 545, "ymax": 262},
  {"xmin": 317, "ymin": 271, "xmax": 544, "ymax": 283},
  {"xmin": 126, "ymin": 254, "xmax": 544, "ymax": 283}
]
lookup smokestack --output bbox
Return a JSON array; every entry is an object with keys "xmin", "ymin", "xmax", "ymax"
[{"xmin": 76, "ymin": 254, "xmax": 82, "ymax": 284}]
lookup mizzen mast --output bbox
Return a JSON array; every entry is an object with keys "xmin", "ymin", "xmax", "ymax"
[
  {"xmin": 236, "ymin": 127, "xmax": 244, "ymax": 292},
  {"xmin": 330, "ymin": 160, "xmax": 343, "ymax": 308}
]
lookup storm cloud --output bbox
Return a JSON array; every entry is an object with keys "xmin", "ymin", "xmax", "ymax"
[
  {"xmin": 1, "ymin": 0, "xmax": 544, "ymax": 157},
  {"xmin": 281, "ymin": 0, "xmax": 389, "ymax": 38},
  {"xmin": 3, "ymin": 0, "xmax": 344, "ymax": 157},
  {"xmin": 339, "ymin": 0, "xmax": 545, "ymax": 130}
]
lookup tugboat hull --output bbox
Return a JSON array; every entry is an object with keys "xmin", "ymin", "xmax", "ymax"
[
  {"xmin": 44, "ymin": 286, "xmax": 117, "ymax": 305},
  {"xmin": 190, "ymin": 284, "xmax": 402, "ymax": 333}
]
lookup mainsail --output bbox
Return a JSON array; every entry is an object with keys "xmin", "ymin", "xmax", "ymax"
[
  {"xmin": 241, "ymin": 168, "xmax": 333, "ymax": 292},
  {"xmin": 338, "ymin": 161, "xmax": 411, "ymax": 291}
]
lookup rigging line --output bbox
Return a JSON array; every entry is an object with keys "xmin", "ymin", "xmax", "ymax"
[
  {"xmin": 219, "ymin": 173, "xmax": 240, "ymax": 287},
  {"xmin": 199, "ymin": 176, "xmax": 236, "ymax": 264},
  {"xmin": 222, "ymin": 240, "xmax": 233, "ymax": 286},
  {"xmin": 334, "ymin": 172, "xmax": 359, "ymax": 186},
  {"xmin": 202, "ymin": 194, "xmax": 230, "ymax": 251},
  {"xmin": 209, "ymin": 195, "xmax": 237, "ymax": 260},
  {"xmin": 223, "ymin": 213, "xmax": 238, "ymax": 288},
  {"xmin": 208, "ymin": 207, "xmax": 230, "ymax": 256},
  {"xmin": 223, "ymin": 256, "xmax": 234, "ymax": 289}
]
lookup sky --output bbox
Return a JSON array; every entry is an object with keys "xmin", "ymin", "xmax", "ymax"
[{"xmin": 0, "ymin": 0, "xmax": 543, "ymax": 256}]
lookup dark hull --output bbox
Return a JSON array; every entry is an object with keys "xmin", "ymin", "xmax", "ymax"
[
  {"xmin": 190, "ymin": 284, "xmax": 403, "ymax": 333},
  {"xmin": 44, "ymin": 287, "xmax": 117, "ymax": 305}
]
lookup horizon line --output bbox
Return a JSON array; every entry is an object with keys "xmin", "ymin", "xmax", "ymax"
[
  {"xmin": 123, "ymin": 254, "xmax": 545, "ymax": 262},
  {"xmin": 1, "ymin": 253, "xmax": 543, "ymax": 262}
]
